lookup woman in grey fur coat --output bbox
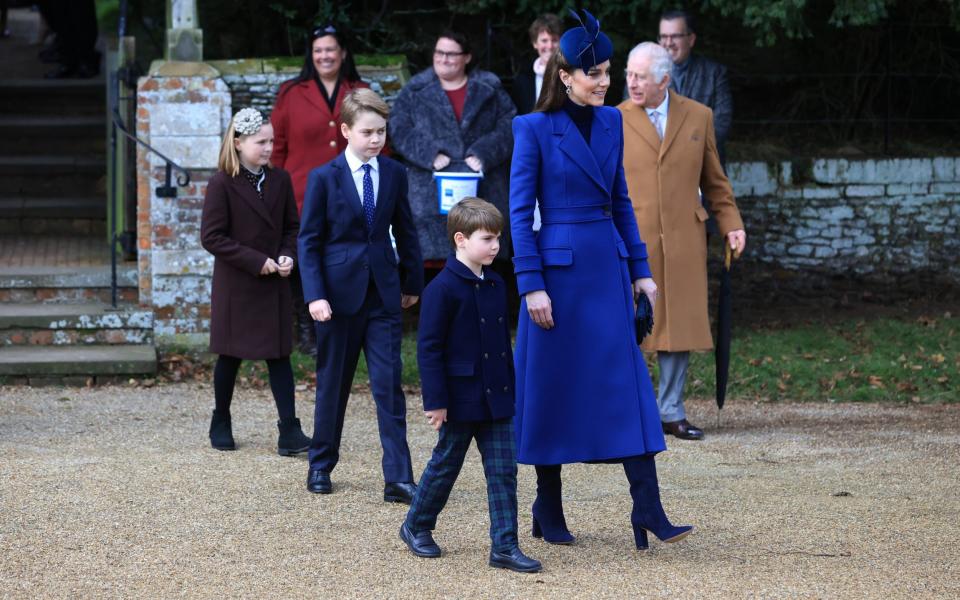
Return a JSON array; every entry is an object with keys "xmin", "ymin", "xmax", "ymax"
[{"xmin": 389, "ymin": 30, "xmax": 517, "ymax": 261}]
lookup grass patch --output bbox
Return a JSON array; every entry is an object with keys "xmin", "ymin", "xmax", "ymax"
[
  {"xmin": 236, "ymin": 314, "xmax": 958, "ymax": 403},
  {"xmin": 677, "ymin": 315, "xmax": 959, "ymax": 403}
]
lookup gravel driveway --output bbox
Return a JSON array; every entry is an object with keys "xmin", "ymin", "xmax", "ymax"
[{"xmin": 1, "ymin": 384, "xmax": 957, "ymax": 598}]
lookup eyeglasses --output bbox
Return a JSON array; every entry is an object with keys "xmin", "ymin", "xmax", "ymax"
[
  {"xmin": 657, "ymin": 33, "xmax": 690, "ymax": 43},
  {"xmin": 312, "ymin": 25, "xmax": 337, "ymax": 37},
  {"xmin": 434, "ymin": 50, "xmax": 466, "ymax": 60}
]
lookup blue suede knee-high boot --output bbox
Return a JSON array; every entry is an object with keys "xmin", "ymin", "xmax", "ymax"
[
  {"xmin": 623, "ymin": 456, "xmax": 693, "ymax": 549},
  {"xmin": 531, "ymin": 465, "xmax": 575, "ymax": 545}
]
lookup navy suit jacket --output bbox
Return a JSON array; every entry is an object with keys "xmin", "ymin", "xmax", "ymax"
[
  {"xmin": 417, "ymin": 255, "xmax": 515, "ymax": 422},
  {"xmin": 298, "ymin": 152, "xmax": 423, "ymax": 315}
]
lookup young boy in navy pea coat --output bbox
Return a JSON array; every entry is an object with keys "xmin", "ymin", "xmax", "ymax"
[{"xmin": 399, "ymin": 198, "xmax": 541, "ymax": 574}]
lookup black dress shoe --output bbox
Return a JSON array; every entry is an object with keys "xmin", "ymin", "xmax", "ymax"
[
  {"xmin": 384, "ymin": 482, "xmax": 417, "ymax": 504},
  {"xmin": 489, "ymin": 546, "xmax": 542, "ymax": 573},
  {"xmin": 307, "ymin": 469, "xmax": 332, "ymax": 494},
  {"xmin": 662, "ymin": 419, "xmax": 705, "ymax": 440},
  {"xmin": 399, "ymin": 523, "xmax": 441, "ymax": 558}
]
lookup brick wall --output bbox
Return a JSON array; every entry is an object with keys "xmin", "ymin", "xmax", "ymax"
[{"xmin": 136, "ymin": 64, "xmax": 229, "ymax": 347}]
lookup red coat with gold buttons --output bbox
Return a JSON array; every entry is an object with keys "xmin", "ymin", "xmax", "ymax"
[{"xmin": 270, "ymin": 78, "xmax": 370, "ymax": 214}]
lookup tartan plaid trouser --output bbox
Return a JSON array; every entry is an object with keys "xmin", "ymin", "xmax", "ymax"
[{"xmin": 404, "ymin": 417, "xmax": 519, "ymax": 552}]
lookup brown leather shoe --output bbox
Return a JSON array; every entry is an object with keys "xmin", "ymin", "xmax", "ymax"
[{"xmin": 662, "ymin": 419, "xmax": 705, "ymax": 440}]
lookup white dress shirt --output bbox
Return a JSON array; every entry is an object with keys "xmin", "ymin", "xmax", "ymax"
[
  {"xmin": 344, "ymin": 146, "xmax": 379, "ymax": 207},
  {"xmin": 645, "ymin": 92, "xmax": 670, "ymax": 140}
]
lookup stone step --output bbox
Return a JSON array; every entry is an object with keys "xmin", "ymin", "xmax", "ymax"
[
  {"xmin": 0, "ymin": 196, "xmax": 106, "ymax": 235},
  {"xmin": 0, "ymin": 344, "xmax": 157, "ymax": 377},
  {"xmin": 0, "ymin": 116, "xmax": 106, "ymax": 156},
  {"xmin": 0, "ymin": 303, "xmax": 154, "ymax": 346},
  {"xmin": 0, "ymin": 78, "xmax": 105, "ymax": 116},
  {"xmin": 2, "ymin": 155, "xmax": 106, "ymax": 199},
  {"xmin": 0, "ymin": 266, "xmax": 138, "ymax": 304}
]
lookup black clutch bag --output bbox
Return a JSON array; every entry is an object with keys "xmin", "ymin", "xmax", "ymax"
[{"xmin": 635, "ymin": 294, "xmax": 653, "ymax": 345}]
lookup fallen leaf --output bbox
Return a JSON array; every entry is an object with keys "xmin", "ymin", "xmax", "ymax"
[
  {"xmin": 930, "ymin": 353, "xmax": 946, "ymax": 364},
  {"xmin": 868, "ymin": 375, "xmax": 885, "ymax": 389}
]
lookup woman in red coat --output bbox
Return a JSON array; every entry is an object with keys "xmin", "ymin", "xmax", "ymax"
[{"xmin": 271, "ymin": 25, "xmax": 370, "ymax": 355}]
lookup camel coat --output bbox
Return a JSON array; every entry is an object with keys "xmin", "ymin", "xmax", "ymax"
[{"xmin": 617, "ymin": 91, "xmax": 744, "ymax": 352}]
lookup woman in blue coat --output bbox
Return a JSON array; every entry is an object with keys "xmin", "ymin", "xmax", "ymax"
[{"xmin": 510, "ymin": 10, "xmax": 693, "ymax": 550}]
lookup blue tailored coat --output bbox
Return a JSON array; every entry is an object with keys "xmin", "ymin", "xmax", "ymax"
[
  {"xmin": 298, "ymin": 153, "xmax": 424, "ymax": 315},
  {"xmin": 417, "ymin": 255, "xmax": 515, "ymax": 422},
  {"xmin": 509, "ymin": 106, "xmax": 667, "ymax": 465}
]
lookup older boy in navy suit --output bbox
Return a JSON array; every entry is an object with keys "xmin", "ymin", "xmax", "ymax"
[
  {"xmin": 399, "ymin": 198, "xmax": 541, "ymax": 573},
  {"xmin": 298, "ymin": 89, "xmax": 424, "ymax": 501}
]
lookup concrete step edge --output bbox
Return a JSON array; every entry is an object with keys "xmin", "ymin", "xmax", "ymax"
[
  {"xmin": 0, "ymin": 303, "xmax": 153, "ymax": 329},
  {"xmin": 0, "ymin": 267, "xmax": 139, "ymax": 289},
  {"xmin": 0, "ymin": 345, "xmax": 157, "ymax": 376}
]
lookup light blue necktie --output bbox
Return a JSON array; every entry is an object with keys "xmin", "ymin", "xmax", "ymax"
[{"xmin": 361, "ymin": 163, "xmax": 375, "ymax": 229}]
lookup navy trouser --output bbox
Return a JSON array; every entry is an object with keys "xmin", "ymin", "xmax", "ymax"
[
  {"xmin": 405, "ymin": 418, "xmax": 519, "ymax": 552},
  {"xmin": 309, "ymin": 283, "xmax": 413, "ymax": 483}
]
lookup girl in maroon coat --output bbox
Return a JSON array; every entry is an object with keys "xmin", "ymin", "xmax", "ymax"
[
  {"xmin": 271, "ymin": 26, "xmax": 370, "ymax": 355},
  {"xmin": 200, "ymin": 108, "xmax": 311, "ymax": 455}
]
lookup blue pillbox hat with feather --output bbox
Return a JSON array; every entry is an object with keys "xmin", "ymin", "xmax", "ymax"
[{"xmin": 559, "ymin": 8, "xmax": 613, "ymax": 70}]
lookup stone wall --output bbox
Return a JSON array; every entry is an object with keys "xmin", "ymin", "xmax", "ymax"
[
  {"xmin": 207, "ymin": 56, "xmax": 410, "ymax": 116},
  {"xmin": 725, "ymin": 156, "xmax": 960, "ymax": 302}
]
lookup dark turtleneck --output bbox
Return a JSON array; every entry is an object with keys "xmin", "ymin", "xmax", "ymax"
[{"xmin": 563, "ymin": 98, "xmax": 594, "ymax": 144}]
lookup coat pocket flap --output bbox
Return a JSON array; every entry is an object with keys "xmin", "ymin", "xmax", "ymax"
[
  {"xmin": 616, "ymin": 240, "xmax": 629, "ymax": 258},
  {"xmin": 446, "ymin": 362, "xmax": 475, "ymax": 376},
  {"xmin": 695, "ymin": 206, "xmax": 709, "ymax": 222},
  {"xmin": 541, "ymin": 248, "xmax": 574, "ymax": 266},
  {"xmin": 323, "ymin": 249, "xmax": 347, "ymax": 266}
]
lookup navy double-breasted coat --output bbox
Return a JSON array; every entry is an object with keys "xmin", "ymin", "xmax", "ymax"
[
  {"xmin": 417, "ymin": 256, "xmax": 515, "ymax": 422},
  {"xmin": 509, "ymin": 106, "xmax": 667, "ymax": 465}
]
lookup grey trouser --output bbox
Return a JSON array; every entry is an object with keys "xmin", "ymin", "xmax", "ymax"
[{"xmin": 656, "ymin": 351, "xmax": 690, "ymax": 422}]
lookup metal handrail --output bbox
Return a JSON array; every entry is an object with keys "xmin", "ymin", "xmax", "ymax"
[{"xmin": 107, "ymin": 0, "xmax": 191, "ymax": 307}]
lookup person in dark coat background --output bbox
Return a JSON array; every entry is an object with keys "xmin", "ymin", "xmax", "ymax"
[
  {"xmin": 510, "ymin": 10, "xmax": 693, "ymax": 551},
  {"xmin": 511, "ymin": 13, "xmax": 562, "ymax": 116},
  {"xmin": 200, "ymin": 108, "xmax": 312, "ymax": 456},
  {"xmin": 271, "ymin": 25, "xmax": 371, "ymax": 356},
  {"xmin": 388, "ymin": 30, "xmax": 517, "ymax": 264},
  {"xmin": 399, "ymin": 198, "xmax": 541, "ymax": 573}
]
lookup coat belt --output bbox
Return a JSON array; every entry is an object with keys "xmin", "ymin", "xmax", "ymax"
[{"xmin": 539, "ymin": 204, "xmax": 613, "ymax": 224}]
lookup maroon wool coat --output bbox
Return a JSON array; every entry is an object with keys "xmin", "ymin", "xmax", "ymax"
[
  {"xmin": 270, "ymin": 78, "xmax": 370, "ymax": 214},
  {"xmin": 200, "ymin": 167, "xmax": 299, "ymax": 359}
]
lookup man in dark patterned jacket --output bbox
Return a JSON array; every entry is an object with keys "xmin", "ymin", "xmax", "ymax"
[{"xmin": 657, "ymin": 9, "xmax": 733, "ymax": 166}]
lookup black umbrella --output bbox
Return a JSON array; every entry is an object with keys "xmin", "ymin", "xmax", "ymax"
[{"xmin": 715, "ymin": 243, "xmax": 735, "ymax": 410}]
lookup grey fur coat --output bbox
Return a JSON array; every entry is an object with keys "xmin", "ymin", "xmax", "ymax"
[{"xmin": 389, "ymin": 68, "xmax": 517, "ymax": 260}]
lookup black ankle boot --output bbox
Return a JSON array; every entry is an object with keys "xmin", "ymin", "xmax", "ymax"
[
  {"xmin": 531, "ymin": 465, "xmax": 575, "ymax": 544},
  {"xmin": 277, "ymin": 418, "xmax": 311, "ymax": 456},
  {"xmin": 623, "ymin": 456, "xmax": 693, "ymax": 549},
  {"xmin": 209, "ymin": 410, "xmax": 236, "ymax": 451}
]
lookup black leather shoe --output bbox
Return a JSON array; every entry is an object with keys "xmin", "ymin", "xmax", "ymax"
[
  {"xmin": 399, "ymin": 523, "xmax": 441, "ymax": 558},
  {"xmin": 384, "ymin": 482, "xmax": 417, "ymax": 504},
  {"xmin": 307, "ymin": 469, "xmax": 332, "ymax": 494},
  {"xmin": 662, "ymin": 419, "xmax": 705, "ymax": 440},
  {"xmin": 489, "ymin": 546, "xmax": 542, "ymax": 573}
]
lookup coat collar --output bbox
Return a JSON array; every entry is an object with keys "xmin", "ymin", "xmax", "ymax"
[
  {"xmin": 292, "ymin": 77, "xmax": 359, "ymax": 117},
  {"xmin": 418, "ymin": 69, "xmax": 498, "ymax": 136},
  {"xmin": 620, "ymin": 90, "xmax": 688, "ymax": 158},
  {"xmin": 228, "ymin": 166, "xmax": 278, "ymax": 229},
  {"xmin": 549, "ymin": 108, "xmax": 614, "ymax": 195},
  {"xmin": 444, "ymin": 252, "xmax": 503, "ymax": 283},
  {"xmin": 330, "ymin": 152, "xmax": 394, "ymax": 232},
  {"xmin": 659, "ymin": 90, "xmax": 688, "ymax": 158}
]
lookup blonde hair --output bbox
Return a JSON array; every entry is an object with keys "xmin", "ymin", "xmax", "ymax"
[
  {"xmin": 341, "ymin": 88, "xmax": 389, "ymax": 127},
  {"xmin": 217, "ymin": 117, "xmax": 242, "ymax": 176},
  {"xmin": 447, "ymin": 197, "xmax": 503, "ymax": 246}
]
